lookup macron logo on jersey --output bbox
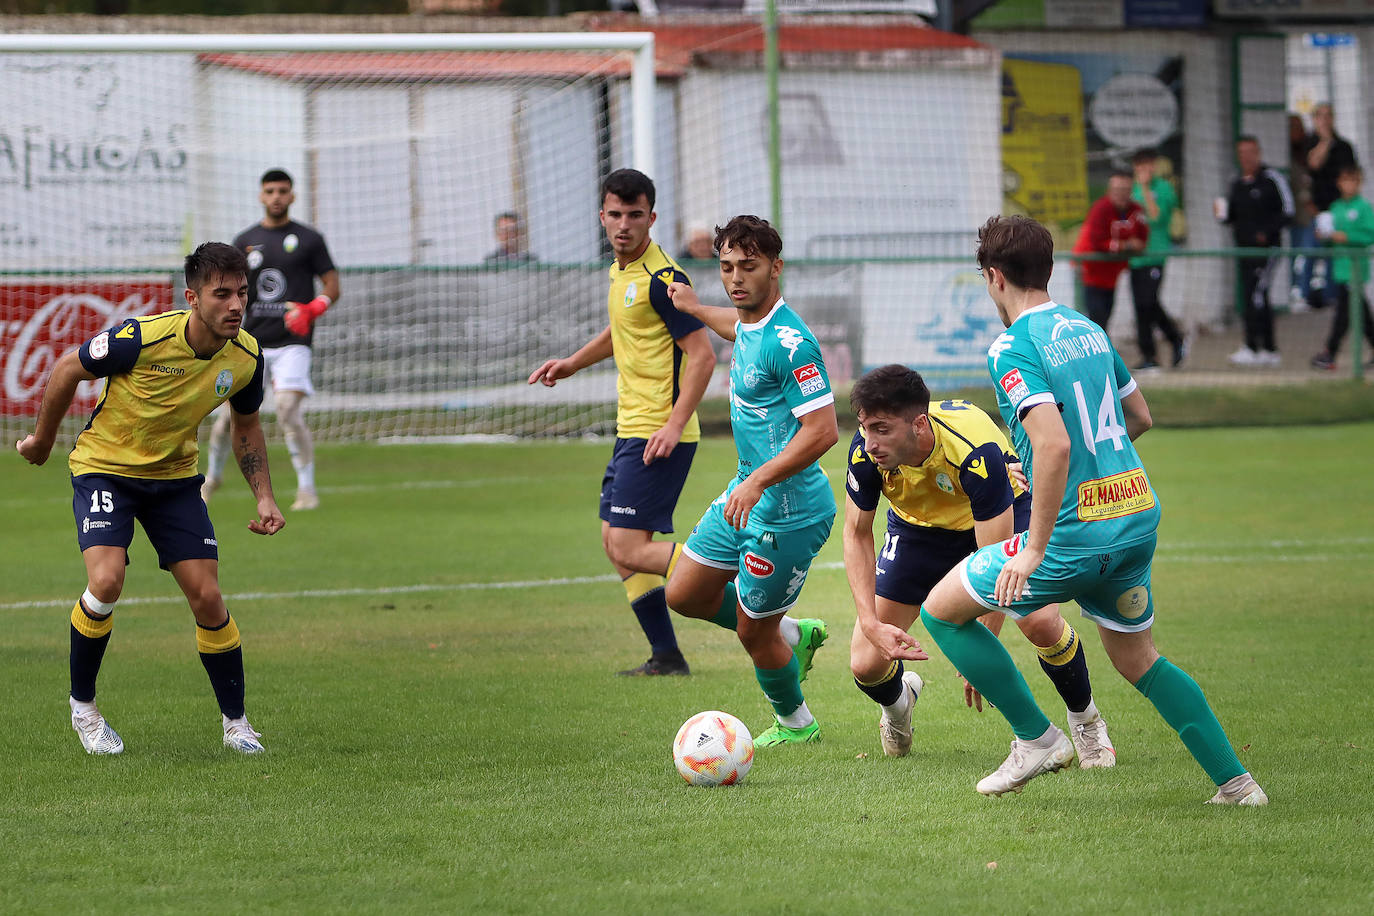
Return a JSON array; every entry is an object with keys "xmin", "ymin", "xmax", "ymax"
[
  {"xmin": 776, "ymin": 325, "xmax": 804, "ymax": 361},
  {"xmin": 792, "ymin": 363, "xmax": 825, "ymax": 396},
  {"xmin": 999, "ymin": 367, "xmax": 1030, "ymax": 403},
  {"xmin": 988, "ymin": 333, "xmax": 1015, "ymax": 368}
]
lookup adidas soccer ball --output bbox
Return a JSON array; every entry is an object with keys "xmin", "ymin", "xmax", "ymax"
[{"xmin": 672, "ymin": 710, "xmax": 754, "ymax": 787}]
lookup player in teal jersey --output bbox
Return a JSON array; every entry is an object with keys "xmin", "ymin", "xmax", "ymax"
[
  {"xmin": 662, "ymin": 215, "xmax": 839, "ymax": 747},
  {"xmin": 908, "ymin": 215, "xmax": 1266, "ymax": 804}
]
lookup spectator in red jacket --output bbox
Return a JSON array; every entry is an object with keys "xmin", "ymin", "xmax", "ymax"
[{"xmin": 1073, "ymin": 170, "xmax": 1149, "ymax": 329}]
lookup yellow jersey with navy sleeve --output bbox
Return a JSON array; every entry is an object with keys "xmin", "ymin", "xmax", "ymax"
[
  {"xmin": 606, "ymin": 241, "xmax": 705, "ymax": 441},
  {"xmin": 68, "ymin": 310, "xmax": 265, "ymax": 480},
  {"xmin": 845, "ymin": 400, "xmax": 1023, "ymax": 531}
]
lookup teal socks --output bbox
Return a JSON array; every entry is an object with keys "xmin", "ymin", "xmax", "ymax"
[
  {"xmin": 1135, "ymin": 656, "xmax": 1246, "ymax": 785},
  {"xmin": 754, "ymin": 654, "xmax": 804, "ymax": 719},
  {"xmin": 921, "ymin": 608, "xmax": 1052, "ymax": 741}
]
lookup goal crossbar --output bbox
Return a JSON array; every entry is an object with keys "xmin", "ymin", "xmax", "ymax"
[{"xmin": 0, "ymin": 31, "xmax": 657, "ymax": 175}]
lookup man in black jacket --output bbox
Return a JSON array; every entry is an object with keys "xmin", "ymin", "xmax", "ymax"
[{"xmin": 1219, "ymin": 136, "xmax": 1294, "ymax": 366}]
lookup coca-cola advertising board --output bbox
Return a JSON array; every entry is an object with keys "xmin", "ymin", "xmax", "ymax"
[{"xmin": 0, "ymin": 282, "xmax": 172, "ymax": 417}]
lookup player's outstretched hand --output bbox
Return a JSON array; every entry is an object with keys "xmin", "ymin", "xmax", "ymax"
[
  {"xmin": 16, "ymin": 434, "xmax": 53, "ymax": 466},
  {"xmin": 249, "ymin": 499, "xmax": 286, "ymax": 536},
  {"xmin": 863, "ymin": 620, "xmax": 929, "ymax": 663},
  {"xmin": 528, "ymin": 358, "xmax": 576, "ymax": 387},
  {"xmin": 665, "ymin": 281, "xmax": 701, "ymax": 314}
]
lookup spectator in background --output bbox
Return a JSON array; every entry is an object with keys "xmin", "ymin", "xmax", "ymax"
[
  {"xmin": 484, "ymin": 211, "xmax": 537, "ymax": 266},
  {"xmin": 1288, "ymin": 113, "xmax": 1320, "ymax": 310},
  {"xmin": 1218, "ymin": 136, "xmax": 1294, "ymax": 366},
  {"xmin": 1130, "ymin": 150, "xmax": 1187, "ymax": 370},
  {"xmin": 1311, "ymin": 165, "xmax": 1374, "ymax": 370},
  {"xmin": 679, "ymin": 224, "xmax": 715, "ymax": 262},
  {"xmin": 1073, "ymin": 170, "xmax": 1148, "ymax": 330},
  {"xmin": 1304, "ymin": 104, "xmax": 1358, "ymax": 308}
]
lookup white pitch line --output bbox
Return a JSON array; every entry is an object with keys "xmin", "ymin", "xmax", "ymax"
[{"xmin": 3, "ymin": 544, "xmax": 1370, "ymax": 612}]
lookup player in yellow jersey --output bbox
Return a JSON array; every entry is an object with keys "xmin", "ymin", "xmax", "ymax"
[
  {"xmin": 528, "ymin": 169, "xmax": 716, "ymax": 676},
  {"xmin": 843, "ymin": 365, "xmax": 1114, "ymax": 764},
  {"xmin": 16, "ymin": 242, "xmax": 285, "ymax": 756}
]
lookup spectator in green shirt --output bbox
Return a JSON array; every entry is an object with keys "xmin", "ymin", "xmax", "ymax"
[
  {"xmin": 1130, "ymin": 149, "xmax": 1186, "ymax": 370},
  {"xmin": 1311, "ymin": 164, "xmax": 1374, "ymax": 370}
]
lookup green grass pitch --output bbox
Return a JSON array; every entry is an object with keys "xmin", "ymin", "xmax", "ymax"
[{"xmin": 3, "ymin": 424, "xmax": 1372, "ymax": 913}]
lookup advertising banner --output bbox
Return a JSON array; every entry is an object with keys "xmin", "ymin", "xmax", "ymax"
[{"xmin": 0, "ymin": 282, "xmax": 171, "ymax": 416}]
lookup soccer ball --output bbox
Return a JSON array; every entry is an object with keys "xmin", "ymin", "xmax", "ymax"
[{"xmin": 672, "ymin": 710, "xmax": 754, "ymax": 787}]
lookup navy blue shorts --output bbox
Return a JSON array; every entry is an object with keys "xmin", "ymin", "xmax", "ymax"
[
  {"xmin": 599, "ymin": 437, "xmax": 697, "ymax": 533},
  {"xmin": 72, "ymin": 473, "xmax": 218, "ymax": 570},
  {"xmin": 874, "ymin": 493, "xmax": 1030, "ymax": 606}
]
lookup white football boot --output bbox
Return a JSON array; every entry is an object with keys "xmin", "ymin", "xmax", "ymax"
[
  {"xmin": 70, "ymin": 696, "xmax": 123, "ymax": 755},
  {"xmin": 976, "ymin": 727, "xmax": 1075, "ymax": 796},
  {"xmin": 1207, "ymin": 772, "xmax": 1269, "ymax": 806},
  {"xmin": 223, "ymin": 716, "xmax": 266, "ymax": 754},
  {"xmin": 1069, "ymin": 712, "xmax": 1117, "ymax": 769},
  {"xmin": 878, "ymin": 671, "xmax": 924, "ymax": 758}
]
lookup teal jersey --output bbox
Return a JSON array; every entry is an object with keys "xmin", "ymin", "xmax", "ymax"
[
  {"xmin": 987, "ymin": 302, "xmax": 1159, "ymax": 553},
  {"xmin": 727, "ymin": 299, "xmax": 837, "ymax": 531},
  {"xmin": 1325, "ymin": 194, "xmax": 1374, "ymax": 284}
]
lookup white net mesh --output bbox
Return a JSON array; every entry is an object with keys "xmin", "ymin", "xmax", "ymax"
[{"xmin": 3, "ymin": 25, "xmax": 1369, "ymax": 448}]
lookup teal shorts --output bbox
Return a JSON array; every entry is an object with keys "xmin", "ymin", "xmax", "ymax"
[
  {"xmin": 958, "ymin": 531, "xmax": 1156, "ymax": 633},
  {"xmin": 683, "ymin": 493, "xmax": 834, "ymax": 619}
]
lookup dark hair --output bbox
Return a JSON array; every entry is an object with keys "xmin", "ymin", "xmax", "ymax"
[
  {"xmin": 260, "ymin": 168, "xmax": 293, "ymax": 186},
  {"xmin": 185, "ymin": 242, "xmax": 249, "ymax": 291},
  {"xmin": 494, "ymin": 210, "xmax": 519, "ymax": 225},
  {"xmin": 1339, "ymin": 164, "xmax": 1363, "ymax": 179},
  {"xmin": 1131, "ymin": 149, "xmax": 1157, "ymax": 165},
  {"xmin": 1109, "ymin": 169, "xmax": 1134, "ymax": 182},
  {"xmin": 850, "ymin": 364, "xmax": 930, "ymax": 418},
  {"xmin": 600, "ymin": 169, "xmax": 655, "ymax": 210},
  {"xmin": 714, "ymin": 215, "xmax": 782, "ymax": 260},
  {"xmin": 976, "ymin": 215, "xmax": 1054, "ymax": 291},
  {"xmin": 1236, "ymin": 135, "xmax": 1259, "ymax": 147}
]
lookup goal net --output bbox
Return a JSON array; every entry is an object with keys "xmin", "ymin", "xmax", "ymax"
[{"xmin": 0, "ymin": 32, "xmax": 658, "ymax": 443}]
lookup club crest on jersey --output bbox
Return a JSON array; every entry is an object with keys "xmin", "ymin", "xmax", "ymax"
[
  {"xmin": 776, "ymin": 325, "xmax": 803, "ymax": 361},
  {"xmin": 743, "ymin": 552, "xmax": 775, "ymax": 578},
  {"xmin": 936, "ymin": 472, "xmax": 954, "ymax": 494},
  {"xmin": 742, "ymin": 364, "xmax": 764, "ymax": 390},
  {"xmin": 214, "ymin": 370, "xmax": 233, "ymax": 398},
  {"xmin": 89, "ymin": 331, "xmax": 109, "ymax": 360},
  {"xmin": 999, "ymin": 367, "xmax": 1030, "ymax": 403},
  {"xmin": 623, "ymin": 282, "xmax": 637, "ymax": 307},
  {"xmin": 792, "ymin": 363, "xmax": 824, "ymax": 396},
  {"xmin": 246, "ymin": 248, "xmax": 264, "ymax": 270},
  {"xmin": 284, "ymin": 234, "xmax": 299, "ymax": 254}
]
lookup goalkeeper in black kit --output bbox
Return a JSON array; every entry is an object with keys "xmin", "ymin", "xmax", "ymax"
[{"xmin": 203, "ymin": 168, "xmax": 340, "ymax": 511}]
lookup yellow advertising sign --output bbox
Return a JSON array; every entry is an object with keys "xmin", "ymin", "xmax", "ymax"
[{"xmin": 1001, "ymin": 58, "xmax": 1088, "ymax": 223}]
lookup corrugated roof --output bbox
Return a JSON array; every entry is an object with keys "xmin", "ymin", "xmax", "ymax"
[{"xmin": 198, "ymin": 20, "xmax": 990, "ymax": 82}]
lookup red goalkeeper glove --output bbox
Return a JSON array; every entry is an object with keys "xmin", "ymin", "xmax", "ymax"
[{"xmin": 284, "ymin": 295, "xmax": 330, "ymax": 337}]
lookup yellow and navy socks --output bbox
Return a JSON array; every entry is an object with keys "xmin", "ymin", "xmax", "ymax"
[
  {"xmin": 69, "ymin": 594, "xmax": 115, "ymax": 703},
  {"xmin": 197, "ymin": 615, "xmax": 246, "ymax": 720},
  {"xmin": 623, "ymin": 572, "xmax": 681, "ymax": 659},
  {"xmin": 1033, "ymin": 622, "xmax": 1094, "ymax": 714},
  {"xmin": 855, "ymin": 659, "xmax": 906, "ymax": 708}
]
